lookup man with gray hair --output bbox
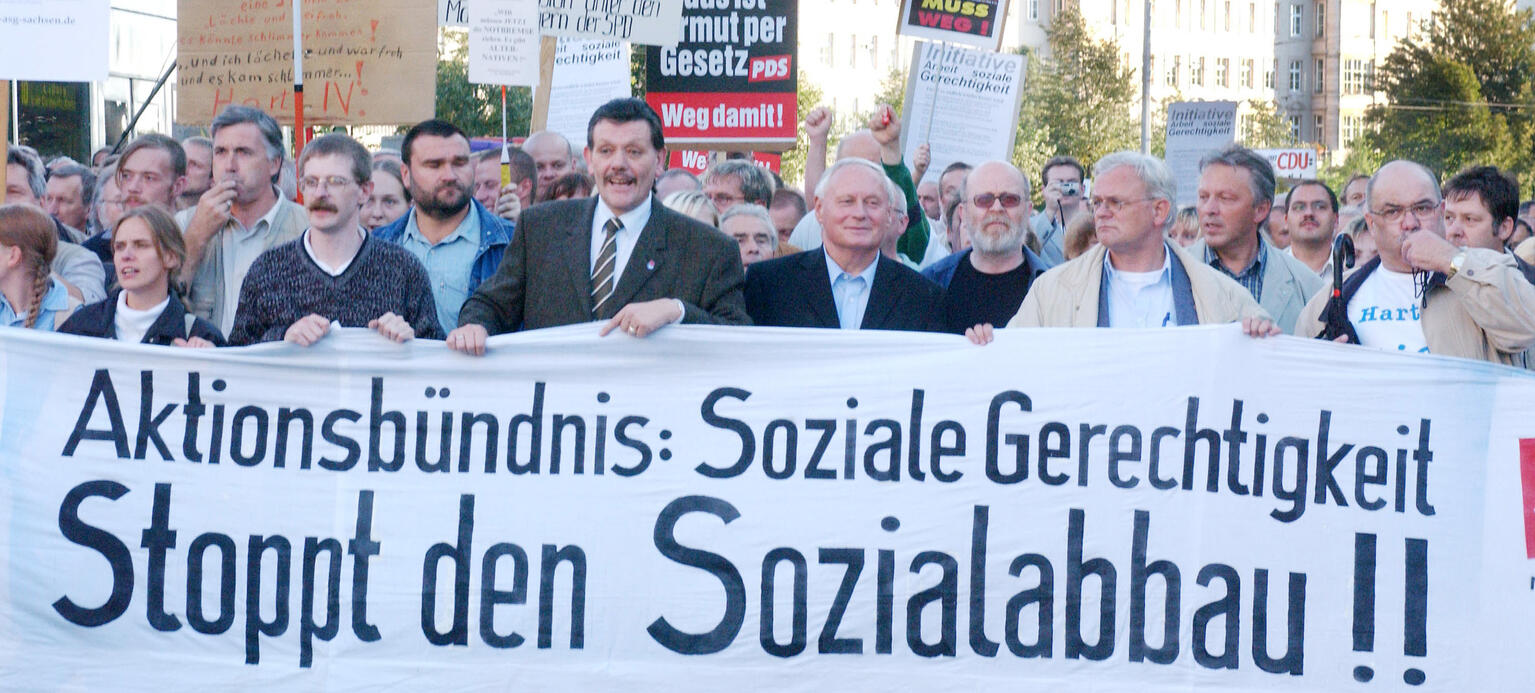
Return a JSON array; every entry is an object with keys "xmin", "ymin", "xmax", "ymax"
[
  {"xmin": 702, "ymin": 159, "xmax": 774, "ymax": 213},
  {"xmin": 179, "ymin": 135, "xmax": 214, "ymax": 210},
  {"xmin": 720, "ymin": 203, "xmax": 778, "ymax": 266},
  {"xmin": 45, "ymin": 164, "xmax": 95, "ymax": 234},
  {"xmin": 745, "ymin": 157, "xmax": 943, "ymax": 331},
  {"xmin": 176, "ymin": 105, "xmax": 308, "ymax": 333},
  {"xmin": 1187, "ymin": 144, "xmax": 1322, "ymax": 333},
  {"xmin": 1006, "ymin": 151, "xmax": 1275, "ymax": 334},
  {"xmin": 6, "ymin": 146, "xmax": 106, "ymax": 302},
  {"xmin": 922, "ymin": 160, "xmax": 1051, "ymax": 336}
]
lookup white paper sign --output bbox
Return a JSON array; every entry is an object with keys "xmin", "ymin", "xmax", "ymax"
[
  {"xmin": 540, "ymin": 0, "xmax": 681, "ymax": 46},
  {"xmin": 1164, "ymin": 101, "xmax": 1238, "ymax": 207},
  {"xmin": 3, "ymin": 325, "xmax": 1535, "ymax": 690},
  {"xmin": 901, "ymin": 42, "xmax": 1025, "ymax": 185},
  {"xmin": 1257, "ymin": 148, "xmax": 1320, "ymax": 180},
  {"xmin": 469, "ymin": 0, "xmax": 541, "ymax": 87},
  {"xmin": 0, "ymin": 0, "xmax": 109, "ymax": 81},
  {"xmin": 546, "ymin": 38, "xmax": 632, "ymax": 148},
  {"xmin": 440, "ymin": 0, "xmax": 469, "ymax": 26}
]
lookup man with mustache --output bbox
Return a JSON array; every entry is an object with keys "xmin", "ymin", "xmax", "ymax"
[
  {"xmin": 176, "ymin": 106, "xmax": 308, "ymax": 335},
  {"xmin": 449, "ymin": 98, "xmax": 748, "ymax": 354},
  {"xmin": 227, "ymin": 134, "xmax": 442, "ymax": 346},
  {"xmin": 920, "ymin": 161, "xmax": 1052, "ymax": 336},
  {"xmin": 374, "ymin": 119, "xmax": 514, "ymax": 333},
  {"xmin": 1282, "ymin": 180, "xmax": 1339, "ymax": 276}
]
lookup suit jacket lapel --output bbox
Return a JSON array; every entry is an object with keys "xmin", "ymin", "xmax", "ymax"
[
  {"xmin": 802, "ymin": 251, "xmax": 840, "ymax": 328},
  {"xmin": 861, "ymin": 256, "xmax": 899, "ymax": 329},
  {"xmin": 603, "ymin": 203, "xmax": 670, "ymax": 319},
  {"xmin": 560, "ymin": 198, "xmax": 599, "ymax": 317}
]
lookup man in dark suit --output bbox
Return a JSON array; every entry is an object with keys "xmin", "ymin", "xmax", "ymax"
[
  {"xmin": 746, "ymin": 158, "xmax": 944, "ymax": 332},
  {"xmin": 449, "ymin": 98, "xmax": 748, "ymax": 354}
]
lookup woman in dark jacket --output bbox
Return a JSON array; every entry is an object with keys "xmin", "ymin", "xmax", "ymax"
[{"xmin": 60, "ymin": 205, "xmax": 225, "ymax": 346}]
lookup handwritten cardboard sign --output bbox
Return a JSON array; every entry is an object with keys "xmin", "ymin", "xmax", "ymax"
[{"xmin": 177, "ymin": 0, "xmax": 436, "ymax": 126}]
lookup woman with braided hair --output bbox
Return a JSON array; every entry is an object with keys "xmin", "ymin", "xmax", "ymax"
[{"xmin": 0, "ymin": 204, "xmax": 78, "ymax": 330}]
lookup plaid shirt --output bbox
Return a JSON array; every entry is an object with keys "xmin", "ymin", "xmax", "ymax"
[{"xmin": 1205, "ymin": 239, "xmax": 1267, "ymax": 302}]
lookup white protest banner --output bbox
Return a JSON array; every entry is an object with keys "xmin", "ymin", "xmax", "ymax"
[
  {"xmin": 897, "ymin": 0, "xmax": 1010, "ymax": 51},
  {"xmin": 543, "ymin": 38, "xmax": 632, "ymax": 146},
  {"xmin": 0, "ymin": 0, "xmax": 108, "ymax": 81},
  {"xmin": 1257, "ymin": 148, "xmax": 1320, "ymax": 180},
  {"xmin": 441, "ymin": 0, "xmax": 469, "ymax": 26},
  {"xmin": 901, "ymin": 41, "xmax": 1025, "ymax": 183},
  {"xmin": 1165, "ymin": 101, "xmax": 1238, "ymax": 207},
  {"xmin": 541, "ymin": 0, "xmax": 682, "ymax": 46},
  {"xmin": 470, "ymin": 0, "xmax": 542, "ymax": 87},
  {"xmin": 4, "ymin": 325, "xmax": 1535, "ymax": 690}
]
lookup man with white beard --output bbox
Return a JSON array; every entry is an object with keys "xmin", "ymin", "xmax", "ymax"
[{"xmin": 920, "ymin": 160, "xmax": 1051, "ymax": 335}]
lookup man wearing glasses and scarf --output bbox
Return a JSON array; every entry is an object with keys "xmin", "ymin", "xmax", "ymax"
[{"xmin": 1296, "ymin": 160, "xmax": 1535, "ymax": 366}]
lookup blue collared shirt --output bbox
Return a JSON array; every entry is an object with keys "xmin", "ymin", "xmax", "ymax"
[
  {"xmin": 1102, "ymin": 246, "xmax": 1175, "ymax": 328},
  {"xmin": 0, "ymin": 276, "xmax": 72, "ymax": 331},
  {"xmin": 826, "ymin": 251, "xmax": 878, "ymax": 330},
  {"xmin": 399, "ymin": 207, "xmax": 482, "ymax": 332}
]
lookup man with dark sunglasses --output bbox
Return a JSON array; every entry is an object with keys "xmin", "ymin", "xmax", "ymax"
[{"xmin": 921, "ymin": 161, "xmax": 1051, "ymax": 335}]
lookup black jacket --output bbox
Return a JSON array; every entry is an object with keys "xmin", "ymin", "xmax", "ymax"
[
  {"xmin": 745, "ymin": 250, "xmax": 945, "ymax": 332},
  {"xmin": 60, "ymin": 290, "xmax": 227, "ymax": 346}
]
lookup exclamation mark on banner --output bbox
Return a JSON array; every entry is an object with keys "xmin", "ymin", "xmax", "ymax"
[
  {"xmin": 1351, "ymin": 534, "xmax": 1429, "ymax": 686},
  {"xmin": 1519, "ymin": 439, "xmax": 1535, "ymax": 558},
  {"xmin": 1402, "ymin": 538, "xmax": 1428, "ymax": 686},
  {"xmin": 1351, "ymin": 533, "xmax": 1377, "ymax": 683}
]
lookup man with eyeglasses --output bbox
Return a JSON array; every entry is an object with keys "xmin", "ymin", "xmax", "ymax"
[
  {"xmin": 1282, "ymin": 180, "xmax": 1339, "ymax": 276},
  {"xmin": 702, "ymin": 160, "xmax": 774, "ymax": 214},
  {"xmin": 227, "ymin": 134, "xmax": 442, "ymax": 346},
  {"xmin": 920, "ymin": 161, "xmax": 1051, "ymax": 336},
  {"xmin": 1186, "ymin": 145, "xmax": 1322, "ymax": 334},
  {"xmin": 175, "ymin": 106, "xmax": 308, "ymax": 335},
  {"xmin": 1297, "ymin": 161, "xmax": 1535, "ymax": 365},
  {"xmin": 746, "ymin": 157, "xmax": 943, "ymax": 332},
  {"xmin": 1004, "ymin": 151, "xmax": 1276, "ymax": 336}
]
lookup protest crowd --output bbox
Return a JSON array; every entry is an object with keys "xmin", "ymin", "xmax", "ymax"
[{"xmin": 0, "ymin": 94, "xmax": 1530, "ymax": 369}]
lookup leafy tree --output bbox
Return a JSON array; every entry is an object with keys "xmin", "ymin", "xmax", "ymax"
[
  {"xmin": 1360, "ymin": 0, "xmax": 1535, "ymax": 182},
  {"xmin": 1238, "ymin": 99, "xmax": 1295, "ymax": 149},
  {"xmin": 433, "ymin": 31, "xmax": 531, "ymax": 138},
  {"xmin": 1016, "ymin": 8, "xmax": 1140, "ymax": 177},
  {"xmin": 779, "ymin": 72, "xmax": 826, "ymax": 188}
]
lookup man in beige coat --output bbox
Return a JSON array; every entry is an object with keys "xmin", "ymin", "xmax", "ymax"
[
  {"xmin": 997, "ymin": 151, "xmax": 1275, "ymax": 337},
  {"xmin": 1295, "ymin": 161, "xmax": 1535, "ymax": 366}
]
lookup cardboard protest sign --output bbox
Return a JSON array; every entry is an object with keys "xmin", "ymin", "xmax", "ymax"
[
  {"xmin": 1164, "ymin": 101, "xmax": 1238, "ymax": 207},
  {"xmin": 901, "ymin": 41, "xmax": 1025, "ymax": 185},
  {"xmin": 535, "ymin": 38, "xmax": 632, "ymax": 146},
  {"xmin": 541, "ymin": 0, "xmax": 682, "ymax": 45},
  {"xmin": 645, "ymin": 0, "xmax": 797, "ymax": 151},
  {"xmin": 1257, "ymin": 148, "xmax": 1319, "ymax": 180},
  {"xmin": 3, "ymin": 325, "xmax": 1535, "ymax": 689},
  {"xmin": 0, "ymin": 0, "xmax": 108, "ymax": 82},
  {"xmin": 897, "ymin": 0, "xmax": 1010, "ymax": 51},
  {"xmin": 469, "ymin": 0, "xmax": 541, "ymax": 87},
  {"xmin": 176, "ymin": 0, "xmax": 436, "ymax": 126}
]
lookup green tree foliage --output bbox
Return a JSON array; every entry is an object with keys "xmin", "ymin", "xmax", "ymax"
[
  {"xmin": 1361, "ymin": 0, "xmax": 1535, "ymax": 182},
  {"xmin": 1015, "ymin": 8, "xmax": 1139, "ymax": 186},
  {"xmin": 433, "ymin": 32, "xmax": 531, "ymax": 138},
  {"xmin": 1239, "ymin": 99, "xmax": 1295, "ymax": 150},
  {"xmin": 779, "ymin": 72, "xmax": 826, "ymax": 188}
]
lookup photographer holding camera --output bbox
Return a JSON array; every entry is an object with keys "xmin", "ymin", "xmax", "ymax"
[{"xmin": 1031, "ymin": 156, "xmax": 1088, "ymax": 265}]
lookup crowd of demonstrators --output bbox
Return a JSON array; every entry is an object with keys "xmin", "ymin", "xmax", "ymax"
[{"xmin": 1, "ymin": 95, "xmax": 1533, "ymax": 377}]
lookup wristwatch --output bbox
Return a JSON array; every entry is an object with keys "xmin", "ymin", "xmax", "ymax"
[{"xmin": 1447, "ymin": 251, "xmax": 1467, "ymax": 278}]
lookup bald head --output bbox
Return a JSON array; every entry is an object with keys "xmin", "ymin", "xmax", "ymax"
[
  {"xmin": 525, "ymin": 130, "xmax": 576, "ymax": 190},
  {"xmin": 1367, "ymin": 160, "xmax": 1441, "ymax": 212},
  {"xmin": 836, "ymin": 130, "xmax": 881, "ymax": 163}
]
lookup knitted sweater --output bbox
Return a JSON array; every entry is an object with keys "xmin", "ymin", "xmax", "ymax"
[{"xmin": 228, "ymin": 232, "xmax": 445, "ymax": 345}]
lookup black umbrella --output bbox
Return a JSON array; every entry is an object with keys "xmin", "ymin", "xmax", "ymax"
[{"xmin": 1317, "ymin": 233, "xmax": 1357, "ymax": 342}]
